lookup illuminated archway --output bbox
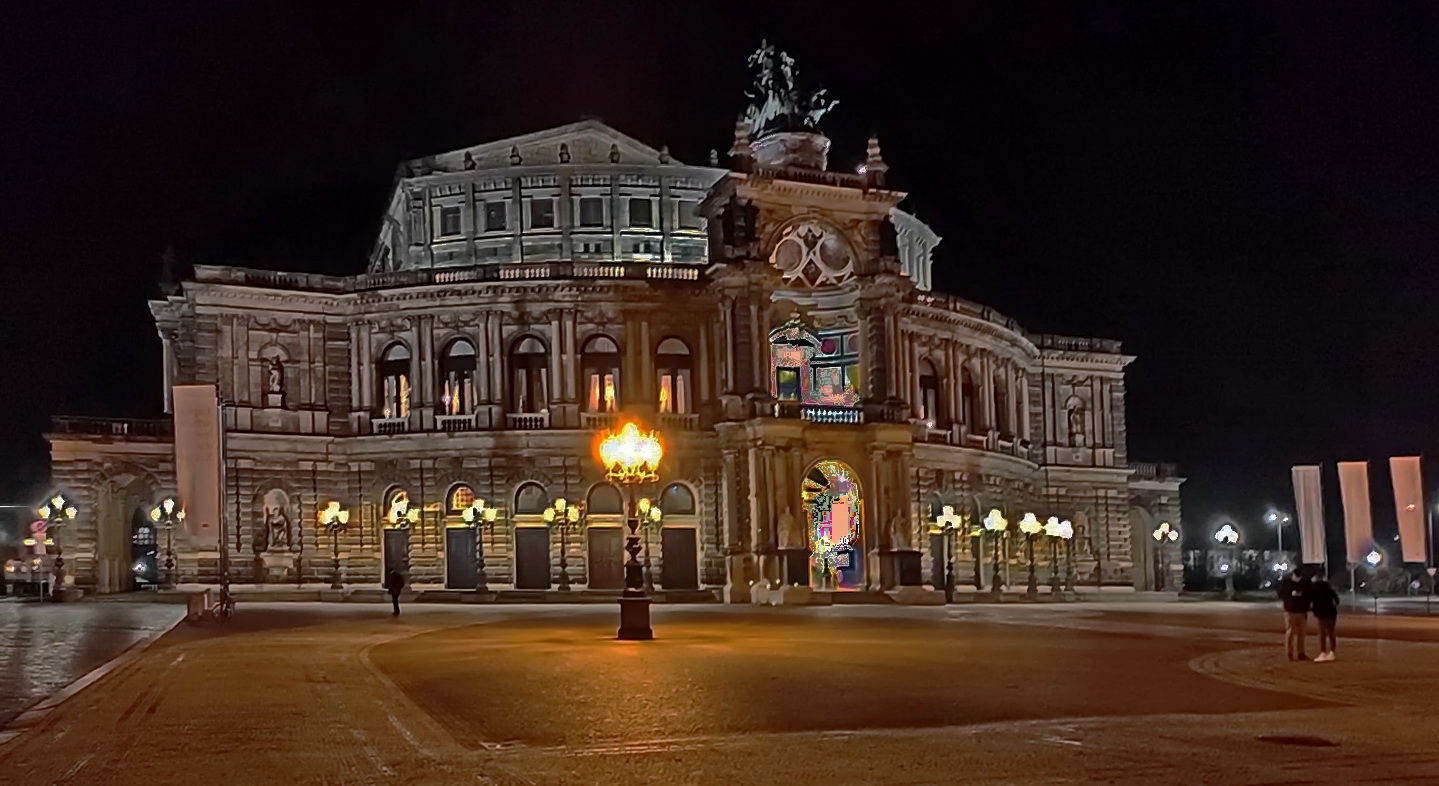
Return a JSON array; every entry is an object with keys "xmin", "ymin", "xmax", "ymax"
[{"xmin": 803, "ymin": 459, "xmax": 863, "ymax": 590}]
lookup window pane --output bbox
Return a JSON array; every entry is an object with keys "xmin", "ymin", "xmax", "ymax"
[
  {"xmin": 531, "ymin": 198, "xmax": 555, "ymax": 229},
  {"xmin": 485, "ymin": 201, "xmax": 507, "ymax": 232},
  {"xmin": 677, "ymin": 200, "xmax": 701, "ymax": 230},
  {"xmin": 629, "ymin": 198, "xmax": 653, "ymax": 228},
  {"xmin": 578, "ymin": 197, "xmax": 603, "ymax": 227},
  {"xmin": 439, "ymin": 206, "xmax": 462, "ymax": 236}
]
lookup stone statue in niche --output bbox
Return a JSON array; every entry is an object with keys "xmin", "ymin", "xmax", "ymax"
[
  {"xmin": 263, "ymin": 498, "xmax": 293, "ymax": 551},
  {"xmin": 1067, "ymin": 401, "xmax": 1087, "ymax": 447},
  {"xmin": 778, "ymin": 507, "xmax": 802, "ymax": 550},
  {"xmin": 265, "ymin": 356, "xmax": 286, "ymax": 408}
]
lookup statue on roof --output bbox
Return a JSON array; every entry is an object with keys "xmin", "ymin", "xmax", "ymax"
[{"xmin": 744, "ymin": 41, "xmax": 839, "ymax": 138}]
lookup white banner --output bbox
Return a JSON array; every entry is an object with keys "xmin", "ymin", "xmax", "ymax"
[
  {"xmin": 173, "ymin": 384, "xmax": 222, "ymax": 548},
  {"xmin": 1390, "ymin": 456, "xmax": 1426, "ymax": 564},
  {"xmin": 1290, "ymin": 465, "xmax": 1326, "ymax": 564},
  {"xmin": 1337, "ymin": 461, "xmax": 1373, "ymax": 564}
]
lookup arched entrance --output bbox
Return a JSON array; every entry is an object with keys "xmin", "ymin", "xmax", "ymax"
[{"xmin": 803, "ymin": 460, "xmax": 863, "ymax": 590}]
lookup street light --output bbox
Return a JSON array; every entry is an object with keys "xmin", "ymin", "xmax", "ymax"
[
  {"xmin": 1152, "ymin": 521, "xmax": 1178, "ymax": 591},
  {"xmin": 934, "ymin": 505, "xmax": 963, "ymax": 603},
  {"xmin": 461, "ymin": 500, "xmax": 498, "ymax": 592},
  {"xmin": 148, "ymin": 497, "xmax": 185, "ymax": 590},
  {"xmin": 982, "ymin": 509, "xmax": 1008, "ymax": 599},
  {"xmin": 637, "ymin": 497, "xmax": 663, "ymax": 592},
  {"xmin": 38, "ymin": 492, "xmax": 78, "ymax": 601},
  {"xmin": 317, "ymin": 501, "xmax": 350, "ymax": 590},
  {"xmin": 1018, "ymin": 513, "xmax": 1043, "ymax": 600},
  {"xmin": 1053, "ymin": 518, "xmax": 1075, "ymax": 593},
  {"xmin": 1215, "ymin": 523, "xmax": 1240, "ymax": 599},
  {"xmin": 598, "ymin": 421, "xmax": 663, "ymax": 640},
  {"xmin": 542, "ymin": 497, "xmax": 583, "ymax": 591},
  {"xmin": 1266, "ymin": 510, "xmax": 1291, "ymax": 555}
]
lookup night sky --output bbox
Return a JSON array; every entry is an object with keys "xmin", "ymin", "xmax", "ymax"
[{"xmin": 4, "ymin": 2, "xmax": 1437, "ymax": 550}]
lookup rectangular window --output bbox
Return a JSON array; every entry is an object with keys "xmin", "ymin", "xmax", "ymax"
[
  {"xmin": 578, "ymin": 197, "xmax": 604, "ymax": 227},
  {"xmin": 409, "ymin": 211, "xmax": 425, "ymax": 243},
  {"xmin": 485, "ymin": 201, "xmax": 508, "ymax": 232},
  {"xmin": 677, "ymin": 200, "xmax": 701, "ymax": 230},
  {"xmin": 438, "ymin": 206, "xmax": 462, "ymax": 236},
  {"xmin": 530, "ymin": 198, "xmax": 555, "ymax": 229},
  {"xmin": 629, "ymin": 198, "xmax": 653, "ymax": 228}
]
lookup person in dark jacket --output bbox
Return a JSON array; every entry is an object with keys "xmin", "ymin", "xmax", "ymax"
[
  {"xmin": 1278, "ymin": 568, "xmax": 1311, "ymax": 661},
  {"xmin": 1309, "ymin": 574, "xmax": 1340, "ymax": 662},
  {"xmin": 385, "ymin": 570, "xmax": 405, "ymax": 616}
]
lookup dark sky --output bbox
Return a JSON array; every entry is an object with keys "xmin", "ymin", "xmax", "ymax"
[{"xmin": 3, "ymin": 1, "xmax": 1438, "ymax": 550}]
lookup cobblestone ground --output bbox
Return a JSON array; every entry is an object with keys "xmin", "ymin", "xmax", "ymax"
[
  {"xmin": 1, "ymin": 601, "xmax": 1437, "ymax": 785},
  {"xmin": 0, "ymin": 600, "xmax": 184, "ymax": 726}
]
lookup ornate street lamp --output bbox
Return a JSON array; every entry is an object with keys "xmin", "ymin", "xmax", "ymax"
[
  {"xmin": 1214, "ymin": 523, "xmax": 1240, "ymax": 600},
  {"xmin": 461, "ymin": 500, "xmax": 498, "ymax": 592},
  {"xmin": 1152, "ymin": 521, "xmax": 1179, "ymax": 591},
  {"xmin": 983, "ymin": 509, "xmax": 1008, "ymax": 599},
  {"xmin": 1018, "ymin": 512, "xmax": 1043, "ymax": 600},
  {"xmin": 318, "ymin": 501, "xmax": 350, "ymax": 590},
  {"xmin": 637, "ymin": 497, "xmax": 663, "ymax": 592},
  {"xmin": 934, "ymin": 505, "xmax": 963, "ymax": 603},
  {"xmin": 1050, "ymin": 518, "xmax": 1075, "ymax": 594},
  {"xmin": 38, "ymin": 493, "xmax": 78, "ymax": 601},
  {"xmin": 598, "ymin": 421, "xmax": 663, "ymax": 640},
  {"xmin": 148, "ymin": 497, "xmax": 185, "ymax": 590},
  {"xmin": 542, "ymin": 497, "xmax": 583, "ymax": 591}
]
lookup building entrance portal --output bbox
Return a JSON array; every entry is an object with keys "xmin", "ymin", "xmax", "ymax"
[{"xmin": 803, "ymin": 460, "xmax": 863, "ymax": 590}]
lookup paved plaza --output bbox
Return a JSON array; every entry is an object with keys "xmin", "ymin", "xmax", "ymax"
[{"xmin": 1, "ymin": 600, "xmax": 1438, "ymax": 784}]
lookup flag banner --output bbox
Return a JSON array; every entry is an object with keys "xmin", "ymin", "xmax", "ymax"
[
  {"xmin": 1337, "ymin": 461, "xmax": 1373, "ymax": 564},
  {"xmin": 1290, "ymin": 465, "xmax": 1326, "ymax": 564},
  {"xmin": 1389, "ymin": 456, "xmax": 1426, "ymax": 564},
  {"xmin": 173, "ymin": 384, "xmax": 222, "ymax": 548}
]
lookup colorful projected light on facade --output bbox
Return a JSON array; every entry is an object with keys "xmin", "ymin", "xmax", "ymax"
[
  {"xmin": 803, "ymin": 460, "xmax": 863, "ymax": 588},
  {"xmin": 769, "ymin": 319, "xmax": 860, "ymax": 407}
]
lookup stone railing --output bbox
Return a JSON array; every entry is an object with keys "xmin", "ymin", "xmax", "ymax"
[
  {"xmin": 657, "ymin": 412, "xmax": 700, "ymax": 431},
  {"xmin": 435, "ymin": 414, "xmax": 478, "ymax": 433},
  {"xmin": 193, "ymin": 260, "xmax": 707, "ymax": 295},
  {"xmin": 801, "ymin": 405, "xmax": 863, "ymax": 425},
  {"xmin": 373, "ymin": 417, "xmax": 408, "ymax": 435},
  {"xmin": 50, "ymin": 416, "xmax": 173, "ymax": 439},
  {"xmin": 1035, "ymin": 334, "xmax": 1124, "ymax": 354},
  {"xmin": 580, "ymin": 411, "xmax": 620, "ymax": 431},
  {"xmin": 506, "ymin": 412, "xmax": 550, "ymax": 430},
  {"xmin": 1130, "ymin": 462, "xmax": 1180, "ymax": 480}
]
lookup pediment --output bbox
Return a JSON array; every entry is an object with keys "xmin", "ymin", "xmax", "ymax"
[{"xmin": 420, "ymin": 120, "xmax": 676, "ymax": 172}]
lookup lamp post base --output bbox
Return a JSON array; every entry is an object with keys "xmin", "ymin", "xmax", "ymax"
[{"xmin": 617, "ymin": 595, "xmax": 653, "ymax": 640}]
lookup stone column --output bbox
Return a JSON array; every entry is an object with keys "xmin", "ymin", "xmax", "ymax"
[
  {"xmin": 475, "ymin": 312, "xmax": 491, "ymax": 404},
  {"xmin": 547, "ymin": 311, "xmax": 562, "ymax": 412},
  {"xmin": 721, "ymin": 446, "xmax": 752, "ymax": 603}
]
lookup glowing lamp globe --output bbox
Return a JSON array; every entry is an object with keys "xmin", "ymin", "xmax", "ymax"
[
  {"xmin": 1018, "ymin": 512, "xmax": 1043, "ymax": 536},
  {"xmin": 599, "ymin": 422, "xmax": 663, "ymax": 484},
  {"xmin": 982, "ymin": 509, "xmax": 1008, "ymax": 533}
]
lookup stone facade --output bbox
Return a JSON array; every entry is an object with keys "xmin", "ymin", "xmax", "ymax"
[{"xmin": 47, "ymin": 118, "xmax": 1183, "ymax": 597}]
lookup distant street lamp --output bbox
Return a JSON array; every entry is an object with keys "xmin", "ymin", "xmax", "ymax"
[
  {"xmin": 1266, "ymin": 510, "xmax": 1291, "ymax": 555},
  {"xmin": 318, "ymin": 501, "xmax": 350, "ymax": 590},
  {"xmin": 1044, "ymin": 517, "xmax": 1063, "ymax": 593},
  {"xmin": 983, "ymin": 509, "xmax": 1008, "ymax": 599},
  {"xmin": 934, "ymin": 506, "xmax": 963, "ymax": 603},
  {"xmin": 1018, "ymin": 513, "xmax": 1043, "ymax": 600},
  {"xmin": 1215, "ymin": 523, "xmax": 1240, "ymax": 600},
  {"xmin": 542, "ymin": 497, "xmax": 582, "ymax": 591},
  {"xmin": 598, "ymin": 421, "xmax": 663, "ymax": 640},
  {"xmin": 1055, "ymin": 518, "xmax": 1075, "ymax": 594},
  {"xmin": 148, "ymin": 497, "xmax": 185, "ymax": 590},
  {"xmin": 1152, "ymin": 521, "xmax": 1179, "ymax": 591},
  {"xmin": 461, "ymin": 500, "xmax": 498, "ymax": 592},
  {"xmin": 38, "ymin": 493, "xmax": 78, "ymax": 601},
  {"xmin": 637, "ymin": 497, "xmax": 663, "ymax": 592}
]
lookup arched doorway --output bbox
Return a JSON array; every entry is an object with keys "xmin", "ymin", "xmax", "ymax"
[{"xmin": 803, "ymin": 460, "xmax": 863, "ymax": 590}]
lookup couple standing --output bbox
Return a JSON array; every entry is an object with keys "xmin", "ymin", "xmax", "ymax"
[{"xmin": 1279, "ymin": 568, "xmax": 1339, "ymax": 662}]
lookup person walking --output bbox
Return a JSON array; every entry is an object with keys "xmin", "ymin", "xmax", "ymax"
[
  {"xmin": 1310, "ymin": 573, "xmax": 1340, "ymax": 662},
  {"xmin": 1278, "ymin": 567, "xmax": 1311, "ymax": 661},
  {"xmin": 385, "ymin": 569, "xmax": 405, "ymax": 616}
]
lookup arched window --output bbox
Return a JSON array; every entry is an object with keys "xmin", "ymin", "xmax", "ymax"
[
  {"xmin": 385, "ymin": 487, "xmax": 411, "ymax": 524},
  {"xmin": 514, "ymin": 482, "xmax": 547, "ymax": 514},
  {"xmin": 440, "ymin": 339, "xmax": 477, "ymax": 416},
  {"xmin": 961, "ymin": 364, "xmax": 980, "ymax": 430},
  {"xmin": 656, "ymin": 338, "xmax": 692, "ymax": 414},
  {"xmin": 580, "ymin": 335, "xmax": 621, "ymax": 413},
  {"xmin": 378, "ymin": 343, "xmax": 411, "ymax": 418},
  {"xmin": 994, "ymin": 371, "xmax": 1012, "ymax": 436},
  {"xmin": 586, "ymin": 483, "xmax": 624, "ymax": 515},
  {"xmin": 660, "ymin": 483, "xmax": 696, "ymax": 515},
  {"xmin": 918, "ymin": 358, "xmax": 943, "ymax": 427},
  {"xmin": 509, "ymin": 336, "xmax": 549, "ymax": 414},
  {"xmin": 446, "ymin": 483, "xmax": 475, "ymax": 514}
]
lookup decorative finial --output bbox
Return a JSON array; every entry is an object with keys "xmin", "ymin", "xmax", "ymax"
[
  {"xmin": 463, "ymin": 151, "xmax": 476, "ymax": 170},
  {"xmin": 659, "ymin": 145, "xmax": 671, "ymax": 165},
  {"xmin": 609, "ymin": 143, "xmax": 621, "ymax": 163},
  {"xmin": 730, "ymin": 114, "xmax": 753, "ymax": 172},
  {"xmin": 558, "ymin": 143, "xmax": 570, "ymax": 163},
  {"xmin": 864, "ymin": 133, "xmax": 888, "ymax": 187},
  {"xmin": 709, "ymin": 149, "xmax": 719, "ymax": 166},
  {"xmin": 509, "ymin": 146, "xmax": 522, "ymax": 165}
]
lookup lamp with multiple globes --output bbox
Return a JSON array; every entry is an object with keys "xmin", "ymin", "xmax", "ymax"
[
  {"xmin": 148, "ymin": 496, "xmax": 185, "ymax": 589},
  {"xmin": 982, "ymin": 509, "xmax": 1008, "ymax": 597},
  {"xmin": 933, "ymin": 505, "xmax": 963, "ymax": 602},
  {"xmin": 542, "ymin": 497, "xmax": 583, "ymax": 591},
  {"xmin": 38, "ymin": 492, "xmax": 78, "ymax": 600},
  {"xmin": 1151, "ymin": 521, "xmax": 1178, "ymax": 591},
  {"xmin": 598, "ymin": 422, "xmax": 663, "ymax": 640},
  {"xmin": 1214, "ymin": 523, "xmax": 1240, "ymax": 599},
  {"xmin": 318, "ymin": 501, "xmax": 351, "ymax": 589},
  {"xmin": 1018, "ymin": 513, "xmax": 1043, "ymax": 599},
  {"xmin": 636, "ymin": 497, "xmax": 663, "ymax": 592},
  {"xmin": 461, "ymin": 500, "xmax": 499, "ymax": 592}
]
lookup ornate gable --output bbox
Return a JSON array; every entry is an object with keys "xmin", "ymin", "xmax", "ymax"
[{"xmin": 422, "ymin": 120, "xmax": 675, "ymax": 172}]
